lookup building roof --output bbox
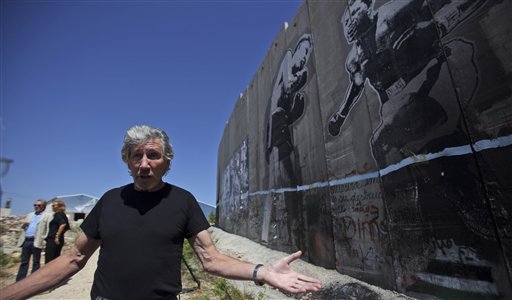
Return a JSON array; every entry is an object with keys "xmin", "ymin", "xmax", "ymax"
[
  {"xmin": 55, "ymin": 194, "xmax": 99, "ymax": 214},
  {"xmin": 198, "ymin": 201, "xmax": 216, "ymax": 217}
]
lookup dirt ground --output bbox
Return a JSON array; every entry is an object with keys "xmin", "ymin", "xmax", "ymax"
[{"xmin": 1, "ymin": 223, "xmax": 414, "ymax": 300}]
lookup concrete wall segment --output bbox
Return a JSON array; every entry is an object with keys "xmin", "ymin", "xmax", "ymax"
[{"xmin": 217, "ymin": 0, "xmax": 512, "ymax": 298}]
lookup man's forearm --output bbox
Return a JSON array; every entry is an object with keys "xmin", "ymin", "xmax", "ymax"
[
  {"xmin": 191, "ymin": 230, "xmax": 262, "ymax": 282},
  {"xmin": 202, "ymin": 252, "xmax": 260, "ymax": 281},
  {"xmin": 0, "ymin": 247, "xmax": 84, "ymax": 300}
]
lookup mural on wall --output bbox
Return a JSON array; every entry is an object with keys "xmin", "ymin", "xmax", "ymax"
[
  {"xmin": 327, "ymin": 0, "xmax": 485, "ymax": 168},
  {"xmin": 218, "ymin": 139, "xmax": 248, "ymax": 234},
  {"xmin": 262, "ymin": 34, "xmax": 313, "ymax": 250},
  {"xmin": 326, "ymin": 0, "xmax": 511, "ymax": 297},
  {"xmin": 217, "ymin": 0, "xmax": 512, "ymax": 297},
  {"xmin": 265, "ymin": 33, "xmax": 313, "ymax": 167}
]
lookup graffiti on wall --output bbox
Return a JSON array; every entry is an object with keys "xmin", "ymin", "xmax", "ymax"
[
  {"xmin": 414, "ymin": 238, "xmax": 499, "ymax": 295},
  {"xmin": 219, "ymin": 139, "xmax": 248, "ymax": 233},
  {"xmin": 327, "ymin": 0, "xmax": 485, "ymax": 168},
  {"xmin": 265, "ymin": 33, "xmax": 313, "ymax": 166},
  {"xmin": 262, "ymin": 34, "xmax": 313, "ymax": 250},
  {"xmin": 331, "ymin": 178, "xmax": 390, "ymax": 274}
]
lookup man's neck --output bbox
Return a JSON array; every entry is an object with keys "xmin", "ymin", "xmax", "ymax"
[{"xmin": 134, "ymin": 181, "xmax": 166, "ymax": 192}]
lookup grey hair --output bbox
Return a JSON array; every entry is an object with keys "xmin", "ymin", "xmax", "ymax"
[
  {"xmin": 121, "ymin": 125, "xmax": 174, "ymax": 166},
  {"xmin": 35, "ymin": 199, "xmax": 47, "ymax": 207}
]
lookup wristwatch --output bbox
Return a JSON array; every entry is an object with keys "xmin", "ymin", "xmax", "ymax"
[{"xmin": 252, "ymin": 264, "xmax": 264, "ymax": 286}]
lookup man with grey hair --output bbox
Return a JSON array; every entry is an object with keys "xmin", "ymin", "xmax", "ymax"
[
  {"xmin": 15, "ymin": 199, "xmax": 52, "ymax": 281},
  {"xmin": 1, "ymin": 125, "xmax": 321, "ymax": 300}
]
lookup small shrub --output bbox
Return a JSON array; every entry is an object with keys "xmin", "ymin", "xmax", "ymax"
[
  {"xmin": 208, "ymin": 211, "xmax": 216, "ymax": 224},
  {"xmin": 256, "ymin": 292, "xmax": 265, "ymax": 300},
  {"xmin": 182, "ymin": 240, "xmax": 196, "ymax": 264},
  {"xmin": 0, "ymin": 252, "xmax": 19, "ymax": 268},
  {"xmin": 212, "ymin": 278, "xmax": 254, "ymax": 300}
]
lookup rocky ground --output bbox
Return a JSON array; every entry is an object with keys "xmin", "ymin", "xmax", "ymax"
[
  {"xmin": 0, "ymin": 216, "xmax": 81, "ymax": 289},
  {"xmin": 1, "ymin": 216, "xmax": 416, "ymax": 299}
]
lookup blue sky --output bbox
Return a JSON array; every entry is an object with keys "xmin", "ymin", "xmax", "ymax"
[{"xmin": 1, "ymin": 0, "xmax": 301, "ymax": 215}]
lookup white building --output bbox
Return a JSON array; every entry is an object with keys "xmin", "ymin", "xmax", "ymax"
[{"xmin": 50, "ymin": 194, "xmax": 99, "ymax": 221}]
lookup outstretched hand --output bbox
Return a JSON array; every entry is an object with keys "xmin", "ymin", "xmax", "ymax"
[{"xmin": 263, "ymin": 250, "xmax": 321, "ymax": 294}]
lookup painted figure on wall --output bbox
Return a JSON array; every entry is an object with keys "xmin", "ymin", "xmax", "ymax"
[
  {"xmin": 327, "ymin": 0, "xmax": 485, "ymax": 168},
  {"xmin": 326, "ymin": 0, "xmax": 511, "ymax": 296},
  {"xmin": 263, "ymin": 34, "xmax": 313, "ymax": 251},
  {"xmin": 266, "ymin": 33, "xmax": 312, "ymax": 167},
  {"xmin": 219, "ymin": 140, "xmax": 249, "ymax": 234}
]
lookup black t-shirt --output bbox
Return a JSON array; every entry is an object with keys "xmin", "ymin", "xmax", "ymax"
[
  {"xmin": 48, "ymin": 211, "xmax": 69, "ymax": 239},
  {"xmin": 81, "ymin": 183, "xmax": 210, "ymax": 300}
]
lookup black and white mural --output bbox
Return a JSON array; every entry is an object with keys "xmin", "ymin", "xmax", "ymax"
[
  {"xmin": 218, "ymin": 139, "xmax": 249, "ymax": 234},
  {"xmin": 217, "ymin": 0, "xmax": 512, "ymax": 298},
  {"xmin": 266, "ymin": 33, "xmax": 312, "ymax": 167},
  {"xmin": 328, "ymin": 0, "xmax": 485, "ymax": 167},
  {"xmin": 263, "ymin": 33, "xmax": 313, "ymax": 251},
  {"xmin": 325, "ymin": 0, "xmax": 512, "ymax": 297}
]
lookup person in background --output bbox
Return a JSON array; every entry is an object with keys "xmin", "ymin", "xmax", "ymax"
[
  {"xmin": 15, "ymin": 199, "xmax": 52, "ymax": 281},
  {"xmin": 1, "ymin": 125, "xmax": 321, "ymax": 300},
  {"xmin": 45, "ymin": 200, "xmax": 70, "ymax": 263}
]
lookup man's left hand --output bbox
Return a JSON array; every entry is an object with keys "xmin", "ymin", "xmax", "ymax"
[{"xmin": 261, "ymin": 251, "xmax": 321, "ymax": 293}]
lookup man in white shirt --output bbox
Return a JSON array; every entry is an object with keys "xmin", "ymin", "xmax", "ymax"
[{"xmin": 15, "ymin": 199, "xmax": 51, "ymax": 281}]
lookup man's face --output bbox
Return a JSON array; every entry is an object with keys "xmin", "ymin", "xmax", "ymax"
[
  {"xmin": 33, "ymin": 201, "xmax": 45, "ymax": 214},
  {"xmin": 128, "ymin": 138, "xmax": 170, "ymax": 192}
]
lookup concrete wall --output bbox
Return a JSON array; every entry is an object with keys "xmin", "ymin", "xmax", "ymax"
[{"xmin": 216, "ymin": 0, "xmax": 512, "ymax": 298}]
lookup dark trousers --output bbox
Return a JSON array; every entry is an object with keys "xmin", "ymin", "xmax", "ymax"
[
  {"xmin": 16, "ymin": 239, "xmax": 42, "ymax": 281},
  {"xmin": 45, "ymin": 237, "xmax": 64, "ymax": 263}
]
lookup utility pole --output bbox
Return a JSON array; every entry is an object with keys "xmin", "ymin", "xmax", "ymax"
[{"xmin": 0, "ymin": 158, "xmax": 14, "ymax": 209}]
